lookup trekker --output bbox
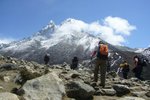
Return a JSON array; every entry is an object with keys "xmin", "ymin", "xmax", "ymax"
[
  {"xmin": 132, "ymin": 55, "xmax": 145, "ymax": 80},
  {"xmin": 119, "ymin": 61, "xmax": 130, "ymax": 79},
  {"xmin": 91, "ymin": 41, "xmax": 108, "ymax": 88},
  {"xmin": 44, "ymin": 53, "xmax": 50, "ymax": 65},
  {"xmin": 71, "ymin": 56, "xmax": 78, "ymax": 70}
]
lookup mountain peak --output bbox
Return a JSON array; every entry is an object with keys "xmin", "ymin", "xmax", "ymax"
[
  {"xmin": 65, "ymin": 18, "xmax": 77, "ymax": 23},
  {"xmin": 61, "ymin": 18, "xmax": 84, "ymax": 25},
  {"xmin": 34, "ymin": 20, "xmax": 56, "ymax": 37},
  {"xmin": 42, "ymin": 20, "xmax": 56, "ymax": 31}
]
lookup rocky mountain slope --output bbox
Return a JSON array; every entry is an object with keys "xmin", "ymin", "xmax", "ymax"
[{"xmin": 0, "ymin": 55, "xmax": 150, "ymax": 100}]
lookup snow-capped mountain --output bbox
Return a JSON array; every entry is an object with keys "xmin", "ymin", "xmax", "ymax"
[
  {"xmin": 0, "ymin": 19, "xmax": 102, "ymax": 64},
  {"xmin": 0, "ymin": 18, "xmax": 136, "ymax": 65},
  {"xmin": 135, "ymin": 48, "xmax": 145, "ymax": 53}
]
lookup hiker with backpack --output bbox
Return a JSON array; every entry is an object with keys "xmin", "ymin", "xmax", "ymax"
[
  {"xmin": 71, "ymin": 56, "xmax": 78, "ymax": 70},
  {"xmin": 132, "ymin": 55, "xmax": 147, "ymax": 80},
  {"xmin": 119, "ymin": 61, "xmax": 130, "ymax": 79},
  {"xmin": 91, "ymin": 41, "xmax": 108, "ymax": 88},
  {"xmin": 44, "ymin": 53, "xmax": 50, "ymax": 65}
]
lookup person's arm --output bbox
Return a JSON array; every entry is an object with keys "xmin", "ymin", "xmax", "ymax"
[
  {"xmin": 91, "ymin": 46, "xmax": 98, "ymax": 59},
  {"xmin": 91, "ymin": 51, "xmax": 96, "ymax": 58}
]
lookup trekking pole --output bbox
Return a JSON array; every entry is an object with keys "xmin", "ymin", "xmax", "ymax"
[{"xmin": 90, "ymin": 57, "xmax": 92, "ymax": 68}]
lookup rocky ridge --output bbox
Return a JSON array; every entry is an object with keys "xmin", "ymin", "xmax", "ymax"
[{"xmin": 0, "ymin": 55, "xmax": 150, "ymax": 100}]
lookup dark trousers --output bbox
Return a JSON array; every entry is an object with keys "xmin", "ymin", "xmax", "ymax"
[
  {"xmin": 134, "ymin": 65, "xmax": 144, "ymax": 80},
  {"xmin": 71, "ymin": 63, "xmax": 78, "ymax": 70},
  {"xmin": 94, "ymin": 58, "xmax": 107, "ymax": 87},
  {"xmin": 44, "ymin": 60, "xmax": 49, "ymax": 65},
  {"xmin": 122, "ymin": 72, "xmax": 128, "ymax": 79}
]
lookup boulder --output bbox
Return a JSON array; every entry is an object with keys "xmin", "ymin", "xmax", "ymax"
[
  {"xmin": 113, "ymin": 84, "xmax": 130, "ymax": 96},
  {"xmin": 145, "ymin": 91, "xmax": 150, "ymax": 97},
  {"xmin": 18, "ymin": 67, "xmax": 42, "ymax": 84},
  {"xmin": 0, "ymin": 63, "xmax": 17, "ymax": 70},
  {"xmin": 0, "ymin": 92, "xmax": 19, "ymax": 100},
  {"xmin": 22, "ymin": 72, "xmax": 66, "ymax": 100},
  {"xmin": 66, "ymin": 81, "xmax": 95, "ymax": 100}
]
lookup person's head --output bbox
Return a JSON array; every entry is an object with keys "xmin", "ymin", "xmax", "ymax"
[
  {"xmin": 133, "ymin": 55, "xmax": 138, "ymax": 59},
  {"xmin": 98, "ymin": 41, "xmax": 104, "ymax": 45},
  {"xmin": 123, "ymin": 60, "xmax": 127, "ymax": 63},
  {"xmin": 45, "ymin": 53, "xmax": 50, "ymax": 56},
  {"xmin": 74, "ymin": 56, "xmax": 78, "ymax": 60}
]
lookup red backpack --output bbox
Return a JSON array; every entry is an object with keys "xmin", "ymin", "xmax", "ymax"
[{"xmin": 97, "ymin": 44, "xmax": 108, "ymax": 59}]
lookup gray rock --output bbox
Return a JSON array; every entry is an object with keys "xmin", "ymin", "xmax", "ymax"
[
  {"xmin": 71, "ymin": 73, "xmax": 80, "ymax": 78},
  {"xmin": 0, "ymin": 86, "xmax": 3, "ymax": 90},
  {"xmin": 18, "ymin": 67, "xmax": 42, "ymax": 84},
  {"xmin": 101, "ymin": 89, "xmax": 116, "ymax": 96},
  {"xmin": 22, "ymin": 72, "xmax": 66, "ymax": 100},
  {"xmin": 131, "ymin": 91, "xmax": 146, "ymax": 97},
  {"xmin": 118, "ymin": 96, "xmax": 145, "ymax": 100},
  {"xmin": 113, "ymin": 84, "xmax": 130, "ymax": 96},
  {"xmin": 114, "ymin": 80, "xmax": 133, "ymax": 87},
  {"xmin": 70, "ymin": 70, "xmax": 81, "ymax": 78},
  {"xmin": 145, "ymin": 91, "xmax": 150, "ymax": 97},
  {"xmin": 0, "ymin": 63, "xmax": 17, "ymax": 70},
  {"xmin": 107, "ymin": 71, "xmax": 118, "ymax": 78},
  {"xmin": 93, "ymin": 96, "xmax": 119, "ymax": 100},
  {"xmin": 0, "ymin": 92, "xmax": 19, "ymax": 100},
  {"xmin": 3, "ymin": 76, "xmax": 11, "ymax": 82},
  {"xmin": 66, "ymin": 81, "xmax": 95, "ymax": 100}
]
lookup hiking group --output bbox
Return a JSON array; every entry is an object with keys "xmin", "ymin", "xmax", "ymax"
[
  {"xmin": 44, "ymin": 54, "xmax": 79, "ymax": 70},
  {"xmin": 43, "ymin": 40, "xmax": 148, "ymax": 88}
]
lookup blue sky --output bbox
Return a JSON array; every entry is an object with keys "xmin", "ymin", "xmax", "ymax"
[{"xmin": 0, "ymin": 0, "xmax": 150, "ymax": 48}]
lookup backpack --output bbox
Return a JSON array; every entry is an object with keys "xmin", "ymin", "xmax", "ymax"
[
  {"xmin": 97, "ymin": 44, "xmax": 108, "ymax": 59},
  {"xmin": 72, "ymin": 57, "xmax": 78, "ymax": 63},
  {"xmin": 122, "ymin": 63, "xmax": 130, "ymax": 72},
  {"xmin": 44, "ymin": 55, "xmax": 50, "ymax": 62}
]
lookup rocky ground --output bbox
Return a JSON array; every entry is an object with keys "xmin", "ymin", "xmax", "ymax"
[{"xmin": 0, "ymin": 55, "xmax": 150, "ymax": 100}]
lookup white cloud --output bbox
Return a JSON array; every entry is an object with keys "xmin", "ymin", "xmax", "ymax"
[
  {"xmin": 98, "ymin": 26, "xmax": 125, "ymax": 45},
  {"xmin": 104, "ymin": 16, "xmax": 136, "ymax": 35},
  {"xmin": 100, "ymin": 16, "xmax": 136, "ymax": 45},
  {"xmin": 0, "ymin": 38, "xmax": 14, "ymax": 44},
  {"xmin": 58, "ymin": 18, "xmax": 88, "ymax": 33},
  {"xmin": 58, "ymin": 17, "xmax": 136, "ymax": 45}
]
